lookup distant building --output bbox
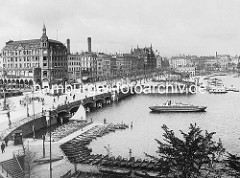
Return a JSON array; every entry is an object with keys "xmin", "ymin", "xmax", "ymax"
[
  {"xmin": 96, "ymin": 53, "xmax": 111, "ymax": 81},
  {"xmin": 0, "ymin": 24, "xmax": 68, "ymax": 88},
  {"xmin": 216, "ymin": 54, "xmax": 231, "ymax": 71},
  {"xmin": 131, "ymin": 45, "xmax": 156, "ymax": 70},
  {"xmin": 195, "ymin": 56, "xmax": 216, "ymax": 71},
  {"xmin": 175, "ymin": 66, "xmax": 196, "ymax": 77},
  {"xmin": 80, "ymin": 52, "xmax": 97, "ymax": 82},
  {"xmin": 156, "ymin": 55, "xmax": 162, "ymax": 68},
  {"xmin": 68, "ymin": 53, "xmax": 82, "ymax": 83},
  {"xmin": 170, "ymin": 56, "xmax": 193, "ymax": 68}
]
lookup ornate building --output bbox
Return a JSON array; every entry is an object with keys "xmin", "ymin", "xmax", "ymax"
[{"xmin": 0, "ymin": 24, "xmax": 68, "ymax": 88}]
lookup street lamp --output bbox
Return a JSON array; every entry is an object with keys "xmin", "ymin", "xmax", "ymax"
[
  {"xmin": 2, "ymin": 68, "xmax": 8, "ymax": 110},
  {"xmin": 45, "ymin": 109, "xmax": 54, "ymax": 178}
]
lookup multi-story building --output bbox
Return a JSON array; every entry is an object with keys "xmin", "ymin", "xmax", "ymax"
[
  {"xmin": 195, "ymin": 56, "xmax": 216, "ymax": 71},
  {"xmin": 80, "ymin": 52, "xmax": 97, "ymax": 82},
  {"xmin": 0, "ymin": 24, "xmax": 68, "ymax": 88},
  {"xmin": 131, "ymin": 45, "xmax": 156, "ymax": 70},
  {"xmin": 110, "ymin": 56, "xmax": 117, "ymax": 79},
  {"xmin": 216, "ymin": 54, "xmax": 231, "ymax": 71},
  {"xmin": 156, "ymin": 55, "xmax": 162, "ymax": 68},
  {"xmin": 68, "ymin": 53, "xmax": 82, "ymax": 83},
  {"xmin": 175, "ymin": 66, "xmax": 196, "ymax": 77},
  {"xmin": 96, "ymin": 53, "xmax": 111, "ymax": 81},
  {"xmin": 170, "ymin": 56, "xmax": 193, "ymax": 68}
]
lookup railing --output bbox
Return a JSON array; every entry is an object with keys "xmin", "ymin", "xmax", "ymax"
[
  {"xmin": 1, "ymin": 164, "xmax": 9, "ymax": 178},
  {"xmin": 0, "ymin": 112, "xmax": 46, "ymax": 140},
  {"xmin": 13, "ymin": 149, "xmax": 25, "ymax": 174}
]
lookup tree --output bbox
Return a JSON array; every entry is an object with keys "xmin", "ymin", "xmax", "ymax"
[
  {"xmin": 225, "ymin": 153, "xmax": 240, "ymax": 177},
  {"xmin": 24, "ymin": 140, "xmax": 37, "ymax": 178},
  {"xmin": 146, "ymin": 124, "xmax": 225, "ymax": 178}
]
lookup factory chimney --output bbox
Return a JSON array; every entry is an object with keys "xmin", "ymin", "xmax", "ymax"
[
  {"xmin": 67, "ymin": 39, "xmax": 70, "ymax": 54},
  {"xmin": 216, "ymin": 51, "xmax": 218, "ymax": 58},
  {"xmin": 87, "ymin": 37, "xmax": 91, "ymax": 53}
]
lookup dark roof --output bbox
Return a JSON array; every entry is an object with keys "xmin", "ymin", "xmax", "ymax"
[{"xmin": 3, "ymin": 38, "xmax": 65, "ymax": 51}]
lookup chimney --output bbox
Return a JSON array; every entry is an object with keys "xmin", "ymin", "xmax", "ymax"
[
  {"xmin": 87, "ymin": 37, "xmax": 91, "ymax": 53},
  {"xmin": 67, "ymin": 39, "xmax": 70, "ymax": 54},
  {"xmin": 216, "ymin": 51, "xmax": 217, "ymax": 58}
]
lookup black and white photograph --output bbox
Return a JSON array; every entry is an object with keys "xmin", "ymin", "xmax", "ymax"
[{"xmin": 0, "ymin": 0, "xmax": 240, "ymax": 177}]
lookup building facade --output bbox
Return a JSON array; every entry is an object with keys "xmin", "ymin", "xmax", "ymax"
[
  {"xmin": 175, "ymin": 66, "xmax": 196, "ymax": 77},
  {"xmin": 96, "ymin": 53, "xmax": 111, "ymax": 81},
  {"xmin": 0, "ymin": 25, "xmax": 68, "ymax": 88},
  {"xmin": 68, "ymin": 53, "xmax": 82, "ymax": 83}
]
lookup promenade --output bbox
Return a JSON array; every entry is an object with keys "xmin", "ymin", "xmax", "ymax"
[{"xmin": 0, "ymin": 81, "xmax": 123, "ymax": 133}]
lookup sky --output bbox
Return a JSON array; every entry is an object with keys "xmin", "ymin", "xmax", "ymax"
[{"xmin": 1, "ymin": 0, "xmax": 240, "ymax": 57}]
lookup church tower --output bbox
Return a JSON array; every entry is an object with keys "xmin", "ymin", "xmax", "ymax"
[{"xmin": 40, "ymin": 24, "xmax": 48, "ymax": 48}]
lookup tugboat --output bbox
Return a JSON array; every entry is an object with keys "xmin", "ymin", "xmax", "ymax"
[{"xmin": 149, "ymin": 100, "xmax": 207, "ymax": 112}]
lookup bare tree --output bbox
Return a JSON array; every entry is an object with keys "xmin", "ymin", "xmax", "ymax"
[{"xmin": 23, "ymin": 140, "xmax": 37, "ymax": 178}]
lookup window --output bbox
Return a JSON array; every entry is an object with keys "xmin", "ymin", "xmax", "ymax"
[
  {"xmin": 43, "ymin": 56, "xmax": 47, "ymax": 60},
  {"xmin": 43, "ymin": 63, "xmax": 47, "ymax": 67}
]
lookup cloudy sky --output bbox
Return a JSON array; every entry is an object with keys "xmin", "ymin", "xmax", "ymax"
[{"xmin": 1, "ymin": 0, "xmax": 240, "ymax": 56}]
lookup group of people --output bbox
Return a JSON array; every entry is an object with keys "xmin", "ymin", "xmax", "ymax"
[
  {"xmin": 1, "ymin": 137, "xmax": 9, "ymax": 154},
  {"xmin": 19, "ymin": 96, "xmax": 45, "ymax": 107}
]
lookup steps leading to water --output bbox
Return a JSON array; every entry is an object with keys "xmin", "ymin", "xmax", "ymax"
[{"xmin": 0, "ymin": 156, "xmax": 25, "ymax": 178}]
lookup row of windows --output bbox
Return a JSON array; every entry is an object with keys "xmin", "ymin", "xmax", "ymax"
[
  {"xmin": 2, "ymin": 48, "xmax": 67, "ymax": 57},
  {"xmin": 68, "ymin": 62, "xmax": 81, "ymax": 66},
  {"xmin": 2, "ymin": 56, "xmax": 39, "ymax": 62},
  {"xmin": 3, "ymin": 63, "xmax": 40, "ymax": 68},
  {"xmin": 52, "ymin": 63, "xmax": 67, "ymax": 67},
  {"xmin": 52, "ymin": 56, "xmax": 67, "ymax": 61},
  {"xmin": 2, "ymin": 49, "xmax": 41, "ymax": 56},
  {"xmin": 69, "ymin": 67, "xmax": 81, "ymax": 72}
]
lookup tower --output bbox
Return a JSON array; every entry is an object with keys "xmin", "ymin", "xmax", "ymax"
[
  {"xmin": 67, "ymin": 39, "xmax": 70, "ymax": 54},
  {"xmin": 40, "ymin": 23, "xmax": 48, "ymax": 48},
  {"xmin": 87, "ymin": 37, "xmax": 91, "ymax": 53}
]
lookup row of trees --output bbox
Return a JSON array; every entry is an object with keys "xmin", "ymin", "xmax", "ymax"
[{"xmin": 146, "ymin": 123, "xmax": 240, "ymax": 178}]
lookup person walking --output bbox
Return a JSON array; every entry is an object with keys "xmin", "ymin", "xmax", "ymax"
[
  {"xmin": 4, "ymin": 137, "xmax": 9, "ymax": 147},
  {"xmin": 1, "ymin": 142, "xmax": 5, "ymax": 153}
]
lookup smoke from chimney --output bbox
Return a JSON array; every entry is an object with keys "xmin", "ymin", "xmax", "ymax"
[{"xmin": 87, "ymin": 37, "xmax": 91, "ymax": 53}]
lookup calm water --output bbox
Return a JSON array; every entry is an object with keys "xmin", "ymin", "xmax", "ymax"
[{"xmin": 88, "ymin": 75, "xmax": 240, "ymax": 159}]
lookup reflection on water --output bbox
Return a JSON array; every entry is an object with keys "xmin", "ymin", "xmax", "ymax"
[{"xmin": 88, "ymin": 75, "xmax": 240, "ymax": 159}]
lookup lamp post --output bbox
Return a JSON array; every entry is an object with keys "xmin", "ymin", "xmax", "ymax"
[
  {"xmin": 2, "ymin": 68, "xmax": 8, "ymax": 110},
  {"xmin": 45, "ymin": 109, "xmax": 53, "ymax": 178}
]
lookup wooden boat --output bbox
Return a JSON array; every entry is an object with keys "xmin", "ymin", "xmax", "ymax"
[
  {"xmin": 147, "ymin": 161, "xmax": 156, "ymax": 170},
  {"xmin": 99, "ymin": 167, "xmax": 131, "ymax": 176},
  {"xmin": 132, "ymin": 158, "xmax": 143, "ymax": 168},
  {"xmin": 126, "ymin": 157, "xmax": 135, "ymax": 168},
  {"xmin": 112, "ymin": 156, "xmax": 123, "ymax": 166},
  {"xmin": 134, "ymin": 170, "xmax": 163, "ymax": 178},
  {"xmin": 92, "ymin": 155, "xmax": 107, "ymax": 165},
  {"xmin": 120, "ymin": 158, "xmax": 128, "ymax": 167},
  {"xmin": 140, "ymin": 160, "xmax": 150, "ymax": 169}
]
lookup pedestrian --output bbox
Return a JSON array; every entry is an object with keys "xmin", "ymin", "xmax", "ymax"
[
  {"xmin": 4, "ymin": 137, "xmax": 8, "ymax": 147},
  {"xmin": 1, "ymin": 142, "xmax": 5, "ymax": 153},
  {"xmin": 73, "ymin": 94, "xmax": 75, "ymax": 100}
]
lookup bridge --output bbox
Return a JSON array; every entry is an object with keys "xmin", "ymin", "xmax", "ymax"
[{"xmin": 0, "ymin": 88, "xmax": 135, "ymax": 141}]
